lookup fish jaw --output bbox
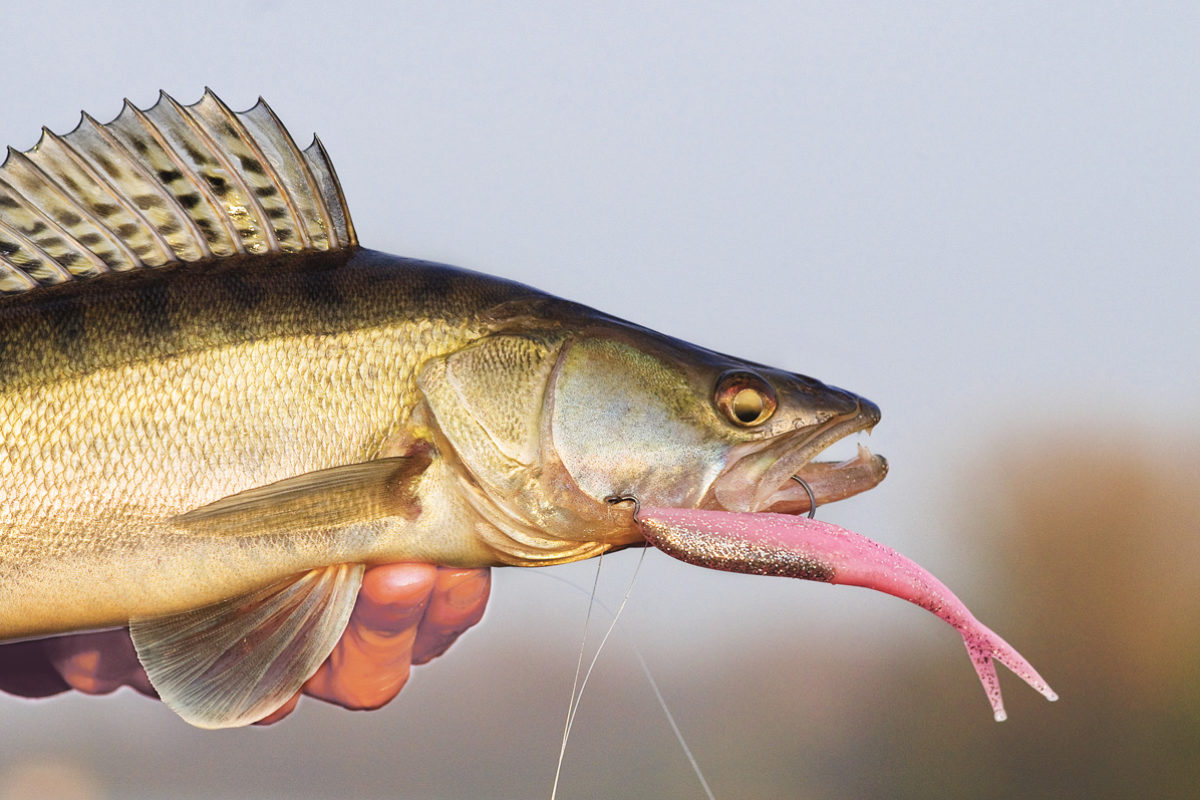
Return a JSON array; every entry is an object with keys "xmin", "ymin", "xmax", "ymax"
[
  {"xmin": 707, "ymin": 393, "xmax": 887, "ymax": 514},
  {"xmin": 763, "ymin": 443, "xmax": 889, "ymax": 515},
  {"xmin": 638, "ymin": 507, "xmax": 1058, "ymax": 721}
]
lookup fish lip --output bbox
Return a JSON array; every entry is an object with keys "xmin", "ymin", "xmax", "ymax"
[{"xmin": 706, "ymin": 396, "xmax": 886, "ymax": 512}]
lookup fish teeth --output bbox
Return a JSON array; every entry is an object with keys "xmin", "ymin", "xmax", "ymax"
[{"xmin": 808, "ymin": 432, "xmax": 866, "ymax": 465}]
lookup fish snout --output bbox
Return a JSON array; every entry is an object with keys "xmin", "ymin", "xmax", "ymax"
[{"xmin": 854, "ymin": 393, "xmax": 881, "ymax": 431}]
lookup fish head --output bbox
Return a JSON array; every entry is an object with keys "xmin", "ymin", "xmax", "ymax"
[
  {"xmin": 547, "ymin": 318, "xmax": 887, "ymax": 517},
  {"xmin": 415, "ymin": 304, "xmax": 887, "ymax": 563}
]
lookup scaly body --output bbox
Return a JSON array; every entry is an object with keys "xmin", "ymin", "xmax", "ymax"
[{"xmin": 0, "ymin": 251, "xmax": 531, "ymax": 636}]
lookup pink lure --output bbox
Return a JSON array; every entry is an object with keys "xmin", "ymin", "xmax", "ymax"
[{"xmin": 638, "ymin": 507, "xmax": 1057, "ymax": 721}]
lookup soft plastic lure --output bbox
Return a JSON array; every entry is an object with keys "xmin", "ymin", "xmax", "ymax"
[{"xmin": 640, "ymin": 507, "xmax": 1057, "ymax": 720}]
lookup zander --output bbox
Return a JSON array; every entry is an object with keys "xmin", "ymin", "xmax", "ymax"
[{"xmin": 0, "ymin": 91, "xmax": 1054, "ymax": 728}]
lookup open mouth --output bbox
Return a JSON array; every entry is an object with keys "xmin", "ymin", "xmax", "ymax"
[
  {"xmin": 706, "ymin": 398, "xmax": 888, "ymax": 514},
  {"xmin": 761, "ymin": 439, "xmax": 887, "ymax": 514},
  {"xmin": 754, "ymin": 397, "xmax": 888, "ymax": 513}
]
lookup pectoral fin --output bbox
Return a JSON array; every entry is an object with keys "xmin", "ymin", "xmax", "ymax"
[
  {"xmin": 130, "ymin": 563, "xmax": 365, "ymax": 729},
  {"xmin": 175, "ymin": 452, "xmax": 430, "ymax": 537}
]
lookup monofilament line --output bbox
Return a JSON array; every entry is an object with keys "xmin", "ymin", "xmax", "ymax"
[
  {"xmin": 550, "ymin": 554, "xmax": 604, "ymax": 800},
  {"xmin": 544, "ymin": 550, "xmax": 714, "ymax": 800},
  {"xmin": 632, "ymin": 645, "xmax": 715, "ymax": 800},
  {"xmin": 561, "ymin": 548, "xmax": 646, "ymax": 745}
]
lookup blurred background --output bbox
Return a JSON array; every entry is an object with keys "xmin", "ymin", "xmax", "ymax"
[{"xmin": 1, "ymin": 2, "xmax": 1196, "ymax": 798}]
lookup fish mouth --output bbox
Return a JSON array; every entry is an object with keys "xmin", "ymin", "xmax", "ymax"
[
  {"xmin": 762, "ymin": 441, "xmax": 888, "ymax": 514},
  {"xmin": 706, "ymin": 397, "xmax": 888, "ymax": 513}
]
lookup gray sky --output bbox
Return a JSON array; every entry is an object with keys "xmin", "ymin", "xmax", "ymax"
[{"xmin": 1, "ymin": 2, "xmax": 1196, "ymax": 797}]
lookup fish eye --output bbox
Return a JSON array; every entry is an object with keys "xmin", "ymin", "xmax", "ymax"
[{"xmin": 715, "ymin": 371, "xmax": 777, "ymax": 427}]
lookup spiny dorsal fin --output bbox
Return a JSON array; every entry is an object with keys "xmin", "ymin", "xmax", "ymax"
[{"xmin": 0, "ymin": 89, "xmax": 356, "ymax": 295}]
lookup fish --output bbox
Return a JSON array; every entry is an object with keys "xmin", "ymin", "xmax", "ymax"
[{"xmin": 0, "ymin": 91, "xmax": 1055, "ymax": 729}]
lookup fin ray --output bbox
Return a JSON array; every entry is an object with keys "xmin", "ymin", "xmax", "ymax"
[
  {"xmin": 68, "ymin": 111, "xmax": 211, "ymax": 261},
  {"xmin": 31, "ymin": 126, "xmax": 177, "ymax": 266},
  {"xmin": 0, "ymin": 170, "xmax": 104, "ymax": 283},
  {"xmin": 192, "ymin": 91, "xmax": 311, "ymax": 252},
  {"xmin": 3, "ymin": 145, "xmax": 138, "ymax": 271},
  {"xmin": 143, "ymin": 92, "xmax": 276, "ymax": 255},
  {"xmin": 175, "ymin": 454, "xmax": 430, "ymax": 537},
  {"xmin": 0, "ymin": 90, "xmax": 357, "ymax": 296},
  {"xmin": 240, "ymin": 99, "xmax": 334, "ymax": 250},
  {"xmin": 131, "ymin": 564, "xmax": 365, "ymax": 729},
  {"xmin": 303, "ymin": 135, "xmax": 356, "ymax": 248},
  {"xmin": 0, "ymin": 216, "xmax": 72, "ymax": 287}
]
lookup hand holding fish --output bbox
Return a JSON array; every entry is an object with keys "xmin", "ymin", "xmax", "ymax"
[
  {"xmin": 0, "ymin": 564, "xmax": 490, "ymax": 722},
  {"xmin": 294, "ymin": 564, "xmax": 490, "ymax": 718}
]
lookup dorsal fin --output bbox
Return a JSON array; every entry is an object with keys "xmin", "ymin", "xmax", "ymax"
[{"xmin": 0, "ymin": 90, "xmax": 356, "ymax": 295}]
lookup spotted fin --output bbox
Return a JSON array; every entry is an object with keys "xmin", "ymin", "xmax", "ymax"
[
  {"xmin": 0, "ymin": 90, "xmax": 356, "ymax": 295},
  {"xmin": 130, "ymin": 563, "xmax": 365, "ymax": 729}
]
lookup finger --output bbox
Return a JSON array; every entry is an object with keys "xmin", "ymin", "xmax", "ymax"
[
  {"xmin": 412, "ymin": 567, "xmax": 490, "ymax": 665},
  {"xmin": 44, "ymin": 630, "xmax": 156, "ymax": 697},
  {"xmin": 302, "ymin": 562, "xmax": 438, "ymax": 710},
  {"xmin": 0, "ymin": 640, "xmax": 72, "ymax": 698},
  {"xmin": 350, "ymin": 562, "xmax": 440, "ymax": 635}
]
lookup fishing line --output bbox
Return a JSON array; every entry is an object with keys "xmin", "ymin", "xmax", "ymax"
[
  {"xmin": 561, "ymin": 546, "xmax": 646, "ymax": 744},
  {"xmin": 550, "ymin": 553, "xmax": 604, "ymax": 800},
  {"xmin": 632, "ymin": 644, "xmax": 716, "ymax": 800},
  {"xmin": 552, "ymin": 550, "xmax": 645, "ymax": 799},
  {"xmin": 538, "ymin": 551, "xmax": 715, "ymax": 800}
]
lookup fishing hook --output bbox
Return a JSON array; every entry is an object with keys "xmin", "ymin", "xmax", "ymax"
[
  {"xmin": 790, "ymin": 475, "xmax": 818, "ymax": 519},
  {"xmin": 605, "ymin": 493, "xmax": 641, "ymax": 523}
]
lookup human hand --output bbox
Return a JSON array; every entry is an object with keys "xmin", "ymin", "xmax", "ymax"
[{"xmin": 0, "ymin": 564, "xmax": 491, "ymax": 724}]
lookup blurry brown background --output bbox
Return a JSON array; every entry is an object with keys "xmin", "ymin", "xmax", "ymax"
[{"xmin": 1, "ymin": 2, "xmax": 1196, "ymax": 798}]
